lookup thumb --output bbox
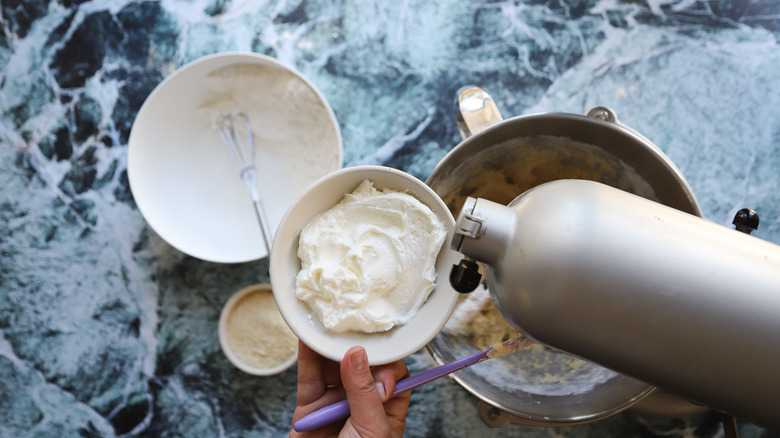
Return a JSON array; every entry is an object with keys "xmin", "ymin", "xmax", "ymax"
[{"xmin": 340, "ymin": 347, "xmax": 392, "ymax": 436}]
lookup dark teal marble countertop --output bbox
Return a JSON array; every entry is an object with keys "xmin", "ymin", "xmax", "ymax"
[{"xmin": 2, "ymin": 1, "xmax": 780, "ymax": 437}]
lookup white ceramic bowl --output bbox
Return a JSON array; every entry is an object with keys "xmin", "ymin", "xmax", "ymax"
[
  {"xmin": 218, "ymin": 283, "xmax": 299, "ymax": 375},
  {"xmin": 128, "ymin": 52, "xmax": 342, "ymax": 263},
  {"xmin": 270, "ymin": 165, "xmax": 460, "ymax": 365}
]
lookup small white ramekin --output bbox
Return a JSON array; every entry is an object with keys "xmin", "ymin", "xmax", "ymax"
[{"xmin": 219, "ymin": 283, "xmax": 298, "ymax": 375}]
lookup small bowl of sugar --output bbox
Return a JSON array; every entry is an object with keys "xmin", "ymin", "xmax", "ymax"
[{"xmin": 219, "ymin": 283, "xmax": 298, "ymax": 375}]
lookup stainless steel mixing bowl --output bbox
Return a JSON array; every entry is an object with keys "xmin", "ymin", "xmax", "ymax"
[{"xmin": 425, "ymin": 87, "xmax": 703, "ymax": 426}]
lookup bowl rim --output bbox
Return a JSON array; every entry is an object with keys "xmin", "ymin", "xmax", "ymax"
[
  {"xmin": 218, "ymin": 283, "xmax": 299, "ymax": 376},
  {"xmin": 425, "ymin": 339, "xmax": 654, "ymax": 426},
  {"xmin": 426, "ymin": 112, "xmax": 701, "ymax": 217},
  {"xmin": 270, "ymin": 165, "xmax": 460, "ymax": 365}
]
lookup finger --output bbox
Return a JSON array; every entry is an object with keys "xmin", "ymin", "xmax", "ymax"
[
  {"xmin": 321, "ymin": 358, "xmax": 341, "ymax": 389},
  {"xmin": 289, "ymin": 417, "xmax": 342, "ymax": 438},
  {"xmin": 370, "ymin": 360, "xmax": 410, "ymax": 402},
  {"xmin": 340, "ymin": 346, "xmax": 393, "ymax": 436},
  {"xmin": 372, "ymin": 360, "xmax": 411, "ymax": 434},
  {"xmin": 383, "ymin": 387, "xmax": 411, "ymax": 434},
  {"xmin": 296, "ymin": 341, "xmax": 330, "ymax": 406}
]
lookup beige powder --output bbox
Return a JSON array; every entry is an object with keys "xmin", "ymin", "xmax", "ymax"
[
  {"xmin": 225, "ymin": 290, "xmax": 298, "ymax": 369},
  {"xmin": 199, "ymin": 64, "xmax": 340, "ymax": 197}
]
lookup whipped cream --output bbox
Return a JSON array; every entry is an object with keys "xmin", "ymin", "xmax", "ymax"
[{"xmin": 295, "ymin": 179, "xmax": 447, "ymax": 333}]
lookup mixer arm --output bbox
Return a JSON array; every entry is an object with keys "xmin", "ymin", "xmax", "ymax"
[{"xmin": 449, "ymin": 179, "xmax": 780, "ymax": 432}]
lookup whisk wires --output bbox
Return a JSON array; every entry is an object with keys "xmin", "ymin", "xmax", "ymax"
[{"xmin": 217, "ymin": 112, "xmax": 273, "ymax": 256}]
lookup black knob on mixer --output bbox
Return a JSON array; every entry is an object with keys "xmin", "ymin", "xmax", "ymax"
[
  {"xmin": 450, "ymin": 259, "xmax": 482, "ymax": 293},
  {"xmin": 732, "ymin": 208, "xmax": 759, "ymax": 234}
]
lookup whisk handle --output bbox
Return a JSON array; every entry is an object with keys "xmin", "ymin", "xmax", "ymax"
[{"xmin": 253, "ymin": 200, "xmax": 273, "ymax": 257}]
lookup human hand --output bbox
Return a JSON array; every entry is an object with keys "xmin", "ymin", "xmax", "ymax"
[{"xmin": 290, "ymin": 341, "xmax": 410, "ymax": 437}]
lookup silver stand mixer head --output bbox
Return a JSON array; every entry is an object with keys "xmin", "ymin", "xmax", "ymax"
[{"xmin": 449, "ymin": 179, "xmax": 780, "ymax": 431}]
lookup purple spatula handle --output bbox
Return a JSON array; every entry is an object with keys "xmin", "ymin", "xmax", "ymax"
[{"xmin": 293, "ymin": 349, "xmax": 489, "ymax": 432}]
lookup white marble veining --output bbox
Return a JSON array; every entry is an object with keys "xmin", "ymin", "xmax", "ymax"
[{"xmin": 1, "ymin": 0, "xmax": 779, "ymax": 436}]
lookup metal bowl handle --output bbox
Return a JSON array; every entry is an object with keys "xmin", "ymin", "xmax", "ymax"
[
  {"xmin": 586, "ymin": 106, "xmax": 620, "ymax": 123},
  {"xmin": 455, "ymin": 86, "xmax": 504, "ymax": 140}
]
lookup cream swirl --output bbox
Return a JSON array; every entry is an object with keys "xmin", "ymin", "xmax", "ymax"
[{"xmin": 295, "ymin": 179, "xmax": 447, "ymax": 333}]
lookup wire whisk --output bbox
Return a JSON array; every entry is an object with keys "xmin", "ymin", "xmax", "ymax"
[{"xmin": 218, "ymin": 112, "xmax": 273, "ymax": 257}]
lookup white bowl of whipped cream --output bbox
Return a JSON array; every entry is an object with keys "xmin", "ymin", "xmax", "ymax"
[{"xmin": 270, "ymin": 165, "xmax": 460, "ymax": 365}]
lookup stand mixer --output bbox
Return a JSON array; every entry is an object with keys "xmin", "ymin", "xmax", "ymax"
[{"xmin": 448, "ymin": 178, "xmax": 780, "ymax": 431}]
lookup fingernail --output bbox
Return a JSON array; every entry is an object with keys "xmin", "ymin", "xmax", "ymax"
[
  {"xmin": 350, "ymin": 348, "xmax": 368, "ymax": 372},
  {"xmin": 375, "ymin": 382, "xmax": 386, "ymax": 400}
]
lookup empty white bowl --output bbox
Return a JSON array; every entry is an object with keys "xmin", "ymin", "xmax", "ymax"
[
  {"xmin": 219, "ymin": 283, "xmax": 299, "ymax": 375},
  {"xmin": 270, "ymin": 165, "xmax": 460, "ymax": 365},
  {"xmin": 128, "ymin": 52, "xmax": 342, "ymax": 263}
]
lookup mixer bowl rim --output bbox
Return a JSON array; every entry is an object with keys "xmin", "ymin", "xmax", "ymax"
[
  {"xmin": 424, "ymin": 344, "xmax": 657, "ymax": 426},
  {"xmin": 427, "ymin": 110, "xmax": 702, "ymax": 217}
]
